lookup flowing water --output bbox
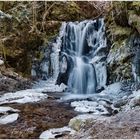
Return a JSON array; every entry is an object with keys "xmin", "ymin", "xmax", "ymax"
[{"xmin": 33, "ymin": 18, "xmax": 107, "ymax": 94}]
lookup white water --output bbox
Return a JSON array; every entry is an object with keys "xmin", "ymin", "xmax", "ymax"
[
  {"xmin": 31, "ymin": 19, "xmax": 107, "ymax": 95},
  {"xmin": 59, "ymin": 19, "xmax": 107, "ymax": 94}
]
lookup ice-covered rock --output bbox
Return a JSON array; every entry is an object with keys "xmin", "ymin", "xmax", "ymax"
[
  {"xmin": 39, "ymin": 126, "xmax": 75, "ymax": 139},
  {"xmin": 113, "ymin": 98, "xmax": 128, "ymax": 108},
  {"xmin": 129, "ymin": 90, "xmax": 140, "ymax": 107},
  {"xmin": 0, "ymin": 113, "xmax": 19, "ymax": 124},
  {"xmin": 99, "ymin": 82, "xmax": 132, "ymax": 101}
]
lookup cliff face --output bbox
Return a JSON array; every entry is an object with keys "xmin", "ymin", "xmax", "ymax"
[{"xmin": 105, "ymin": 2, "xmax": 140, "ymax": 84}]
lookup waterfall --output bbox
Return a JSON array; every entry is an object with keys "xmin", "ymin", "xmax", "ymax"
[
  {"xmin": 57, "ymin": 18, "xmax": 107, "ymax": 94},
  {"xmin": 33, "ymin": 18, "xmax": 107, "ymax": 94}
]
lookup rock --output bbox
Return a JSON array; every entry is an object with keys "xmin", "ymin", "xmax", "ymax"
[
  {"xmin": 0, "ymin": 69, "xmax": 31, "ymax": 95},
  {"xmin": 107, "ymin": 39, "xmax": 133, "ymax": 83},
  {"xmin": 129, "ymin": 94, "xmax": 140, "ymax": 108},
  {"xmin": 113, "ymin": 98, "xmax": 128, "ymax": 108},
  {"xmin": 128, "ymin": 12, "xmax": 140, "ymax": 34},
  {"xmin": 69, "ymin": 114, "xmax": 98, "ymax": 131},
  {"xmin": 125, "ymin": 89, "xmax": 140, "ymax": 109}
]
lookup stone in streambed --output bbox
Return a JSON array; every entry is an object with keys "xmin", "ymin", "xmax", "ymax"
[
  {"xmin": 69, "ymin": 114, "xmax": 99, "ymax": 131},
  {"xmin": 113, "ymin": 98, "xmax": 128, "ymax": 108},
  {"xmin": 131, "ymin": 97, "xmax": 140, "ymax": 107}
]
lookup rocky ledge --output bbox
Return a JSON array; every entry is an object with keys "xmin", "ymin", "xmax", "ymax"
[{"xmin": 0, "ymin": 60, "xmax": 31, "ymax": 95}]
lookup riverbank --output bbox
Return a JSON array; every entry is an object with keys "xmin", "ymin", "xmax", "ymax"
[{"xmin": 0, "ymin": 98, "xmax": 77, "ymax": 139}]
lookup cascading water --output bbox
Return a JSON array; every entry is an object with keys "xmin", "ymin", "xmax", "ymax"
[
  {"xmin": 57, "ymin": 18, "xmax": 107, "ymax": 94},
  {"xmin": 33, "ymin": 18, "xmax": 107, "ymax": 94}
]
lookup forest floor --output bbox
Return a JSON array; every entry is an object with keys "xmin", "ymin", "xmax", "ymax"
[{"xmin": 0, "ymin": 98, "xmax": 77, "ymax": 139}]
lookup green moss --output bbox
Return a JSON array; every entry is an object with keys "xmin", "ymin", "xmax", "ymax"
[
  {"xmin": 132, "ymin": 1, "xmax": 140, "ymax": 13},
  {"xmin": 128, "ymin": 11, "xmax": 140, "ymax": 33},
  {"xmin": 111, "ymin": 38, "xmax": 127, "ymax": 52},
  {"xmin": 112, "ymin": 26, "xmax": 131, "ymax": 36}
]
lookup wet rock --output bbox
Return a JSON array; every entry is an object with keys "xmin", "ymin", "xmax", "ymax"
[
  {"xmin": 0, "ymin": 68, "xmax": 31, "ymax": 95},
  {"xmin": 113, "ymin": 98, "xmax": 128, "ymax": 108},
  {"xmin": 129, "ymin": 93, "xmax": 140, "ymax": 108},
  {"xmin": 0, "ymin": 76, "xmax": 31, "ymax": 95},
  {"xmin": 128, "ymin": 12, "xmax": 140, "ymax": 34},
  {"xmin": 107, "ymin": 39, "xmax": 133, "ymax": 83}
]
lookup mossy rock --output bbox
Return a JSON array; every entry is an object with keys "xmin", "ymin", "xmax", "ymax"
[
  {"xmin": 69, "ymin": 115, "xmax": 96, "ymax": 131},
  {"xmin": 128, "ymin": 12, "xmax": 140, "ymax": 33}
]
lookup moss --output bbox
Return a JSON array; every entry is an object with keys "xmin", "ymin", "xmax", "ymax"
[
  {"xmin": 131, "ymin": 2, "xmax": 140, "ymax": 14},
  {"xmin": 50, "ymin": 2, "xmax": 81, "ymax": 21},
  {"xmin": 128, "ymin": 11, "xmax": 140, "ymax": 33},
  {"xmin": 111, "ymin": 26, "xmax": 131, "ymax": 37},
  {"xmin": 111, "ymin": 39, "xmax": 127, "ymax": 52}
]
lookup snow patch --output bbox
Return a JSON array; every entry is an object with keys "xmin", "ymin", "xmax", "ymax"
[
  {"xmin": 33, "ymin": 80, "xmax": 67, "ymax": 93},
  {"xmin": 39, "ymin": 126, "xmax": 75, "ymax": 139},
  {"xmin": 0, "ymin": 106, "xmax": 19, "ymax": 113},
  {"xmin": 71, "ymin": 100, "xmax": 98, "ymax": 113},
  {"xmin": 0, "ymin": 113, "xmax": 19, "ymax": 124},
  {"xmin": 0, "ymin": 59, "xmax": 4, "ymax": 65},
  {"xmin": 71, "ymin": 100, "xmax": 108, "ymax": 114},
  {"xmin": 100, "ymin": 82, "xmax": 122, "ymax": 95},
  {"xmin": 0, "ymin": 89, "xmax": 48, "ymax": 104}
]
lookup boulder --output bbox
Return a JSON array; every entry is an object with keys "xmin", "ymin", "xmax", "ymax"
[{"xmin": 69, "ymin": 114, "xmax": 98, "ymax": 131}]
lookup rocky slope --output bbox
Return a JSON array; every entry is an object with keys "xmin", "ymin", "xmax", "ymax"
[
  {"xmin": 0, "ymin": 59, "xmax": 31, "ymax": 95},
  {"xmin": 105, "ymin": 2, "xmax": 140, "ymax": 84}
]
